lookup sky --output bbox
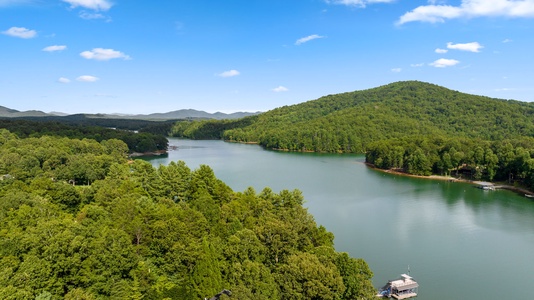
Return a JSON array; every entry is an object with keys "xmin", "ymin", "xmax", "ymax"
[{"xmin": 1, "ymin": 0, "xmax": 533, "ymax": 114}]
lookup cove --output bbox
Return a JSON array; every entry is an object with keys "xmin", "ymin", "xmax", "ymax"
[{"xmin": 145, "ymin": 138, "xmax": 534, "ymax": 300}]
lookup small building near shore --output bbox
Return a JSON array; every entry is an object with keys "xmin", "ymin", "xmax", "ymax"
[
  {"xmin": 377, "ymin": 274, "xmax": 419, "ymax": 299},
  {"xmin": 474, "ymin": 181, "xmax": 495, "ymax": 190}
]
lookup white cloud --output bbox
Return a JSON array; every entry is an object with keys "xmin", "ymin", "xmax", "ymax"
[
  {"xmin": 80, "ymin": 48, "xmax": 131, "ymax": 61},
  {"xmin": 398, "ymin": 0, "xmax": 534, "ymax": 25},
  {"xmin": 411, "ymin": 63, "xmax": 424, "ymax": 67},
  {"xmin": 325, "ymin": 0, "xmax": 395, "ymax": 7},
  {"xmin": 272, "ymin": 86, "xmax": 289, "ymax": 92},
  {"xmin": 43, "ymin": 45, "xmax": 67, "ymax": 52},
  {"xmin": 62, "ymin": 0, "xmax": 112, "ymax": 11},
  {"xmin": 502, "ymin": 38, "xmax": 513, "ymax": 43},
  {"xmin": 295, "ymin": 34, "xmax": 325, "ymax": 45},
  {"xmin": 2, "ymin": 26, "xmax": 37, "ymax": 38},
  {"xmin": 76, "ymin": 75, "xmax": 99, "ymax": 82},
  {"xmin": 435, "ymin": 48, "xmax": 448, "ymax": 53},
  {"xmin": 58, "ymin": 77, "xmax": 71, "ymax": 83},
  {"xmin": 447, "ymin": 42, "xmax": 483, "ymax": 52},
  {"xmin": 218, "ymin": 70, "xmax": 240, "ymax": 78},
  {"xmin": 430, "ymin": 58, "xmax": 460, "ymax": 68},
  {"xmin": 391, "ymin": 68, "xmax": 402, "ymax": 73}
]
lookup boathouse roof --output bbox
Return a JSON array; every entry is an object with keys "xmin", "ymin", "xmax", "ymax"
[{"xmin": 390, "ymin": 274, "xmax": 419, "ymax": 290}]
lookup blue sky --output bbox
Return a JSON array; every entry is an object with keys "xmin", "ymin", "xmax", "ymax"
[{"xmin": 1, "ymin": 0, "xmax": 533, "ymax": 114}]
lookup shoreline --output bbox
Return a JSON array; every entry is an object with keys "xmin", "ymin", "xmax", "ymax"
[
  {"xmin": 129, "ymin": 149, "xmax": 169, "ymax": 158},
  {"xmin": 365, "ymin": 163, "xmax": 534, "ymax": 197}
]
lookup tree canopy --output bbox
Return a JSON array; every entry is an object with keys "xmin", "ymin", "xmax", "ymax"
[
  {"xmin": 0, "ymin": 118, "xmax": 169, "ymax": 154},
  {"xmin": 0, "ymin": 130, "xmax": 375, "ymax": 299}
]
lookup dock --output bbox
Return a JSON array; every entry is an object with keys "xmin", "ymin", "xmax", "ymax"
[
  {"xmin": 474, "ymin": 181, "xmax": 495, "ymax": 190},
  {"xmin": 391, "ymin": 292, "xmax": 418, "ymax": 299},
  {"xmin": 377, "ymin": 274, "xmax": 418, "ymax": 299}
]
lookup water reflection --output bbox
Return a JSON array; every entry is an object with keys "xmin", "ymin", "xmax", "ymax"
[{"xmin": 365, "ymin": 167, "xmax": 534, "ymax": 236}]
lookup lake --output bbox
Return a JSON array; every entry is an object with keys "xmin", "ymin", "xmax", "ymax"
[{"xmin": 145, "ymin": 138, "xmax": 534, "ymax": 300}]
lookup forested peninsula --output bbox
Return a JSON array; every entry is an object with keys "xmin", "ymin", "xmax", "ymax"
[
  {"xmin": 171, "ymin": 81, "xmax": 534, "ymax": 190},
  {"xmin": 0, "ymin": 118, "xmax": 170, "ymax": 155},
  {"xmin": 0, "ymin": 129, "xmax": 375, "ymax": 299}
]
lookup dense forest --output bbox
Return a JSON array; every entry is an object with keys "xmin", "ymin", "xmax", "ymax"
[
  {"xmin": 9, "ymin": 114, "xmax": 177, "ymax": 136},
  {"xmin": 0, "ymin": 118, "xmax": 170, "ymax": 154},
  {"xmin": 0, "ymin": 129, "xmax": 375, "ymax": 299},
  {"xmin": 171, "ymin": 81, "xmax": 534, "ymax": 188}
]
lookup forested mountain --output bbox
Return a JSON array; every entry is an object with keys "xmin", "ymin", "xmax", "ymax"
[
  {"xmin": 0, "ymin": 105, "xmax": 50, "ymax": 118},
  {"xmin": 5, "ymin": 114, "xmax": 176, "ymax": 136},
  {"xmin": 0, "ymin": 119, "xmax": 169, "ymax": 154},
  {"xmin": 0, "ymin": 106, "xmax": 18, "ymax": 116},
  {"xmin": 172, "ymin": 81, "xmax": 534, "ymax": 150},
  {"xmin": 171, "ymin": 81, "xmax": 534, "ymax": 187},
  {"xmin": 0, "ymin": 130, "xmax": 375, "ymax": 299}
]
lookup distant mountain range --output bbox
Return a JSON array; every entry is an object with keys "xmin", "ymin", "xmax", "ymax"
[
  {"xmin": 0, "ymin": 106, "xmax": 259, "ymax": 120},
  {"xmin": 0, "ymin": 106, "xmax": 52, "ymax": 118}
]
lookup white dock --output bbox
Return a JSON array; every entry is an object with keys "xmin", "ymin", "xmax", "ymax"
[{"xmin": 392, "ymin": 292, "xmax": 417, "ymax": 299}]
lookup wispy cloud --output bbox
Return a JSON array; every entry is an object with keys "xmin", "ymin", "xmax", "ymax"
[
  {"xmin": 218, "ymin": 70, "xmax": 240, "ymax": 78},
  {"xmin": 0, "ymin": 0, "xmax": 37, "ymax": 7},
  {"xmin": 391, "ymin": 68, "xmax": 402, "ymax": 73},
  {"xmin": 272, "ymin": 86, "xmax": 289, "ymax": 92},
  {"xmin": 495, "ymin": 87, "xmax": 514, "ymax": 92},
  {"xmin": 80, "ymin": 48, "xmax": 131, "ymax": 61},
  {"xmin": 430, "ymin": 58, "xmax": 460, "ymax": 68},
  {"xmin": 447, "ymin": 42, "xmax": 483, "ymax": 52},
  {"xmin": 325, "ymin": 0, "xmax": 395, "ymax": 8},
  {"xmin": 411, "ymin": 63, "xmax": 424, "ymax": 67},
  {"xmin": 398, "ymin": 0, "xmax": 534, "ymax": 25},
  {"xmin": 62, "ymin": 0, "xmax": 113, "ymax": 11},
  {"xmin": 2, "ymin": 26, "xmax": 36, "ymax": 38},
  {"xmin": 43, "ymin": 45, "xmax": 67, "ymax": 52},
  {"xmin": 435, "ymin": 48, "xmax": 448, "ymax": 54},
  {"xmin": 77, "ymin": 75, "xmax": 99, "ymax": 82},
  {"xmin": 502, "ymin": 38, "xmax": 513, "ymax": 43},
  {"xmin": 94, "ymin": 93, "xmax": 117, "ymax": 98},
  {"xmin": 79, "ymin": 11, "xmax": 106, "ymax": 20},
  {"xmin": 58, "ymin": 77, "xmax": 71, "ymax": 83},
  {"xmin": 295, "ymin": 34, "xmax": 325, "ymax": 45}
]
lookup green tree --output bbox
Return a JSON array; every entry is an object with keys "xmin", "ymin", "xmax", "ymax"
[{"xmin": 277, "ymin": 252, "xmax": 345, "ymax": 300}]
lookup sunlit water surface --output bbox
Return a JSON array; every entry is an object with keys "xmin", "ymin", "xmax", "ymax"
[{"xmin": 145, "ymin": 139, "xmax": 534, "ymax": 300}]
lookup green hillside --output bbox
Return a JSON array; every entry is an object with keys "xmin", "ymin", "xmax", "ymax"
[
  {"xmin": 172, "ymin": 81, "xmax": 534, "ymax": 187},
  {"xmin": 173, "ymin": 81, "xmax": 534, "ymax": 151}
]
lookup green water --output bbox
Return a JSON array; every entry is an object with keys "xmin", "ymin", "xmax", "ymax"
[{"xmin": 146, "ymin": 138, "xmax": 534, "ymax": 300}]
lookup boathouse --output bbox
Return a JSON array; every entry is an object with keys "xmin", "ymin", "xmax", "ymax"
[
  {"xmin": 474, "ymin": 181, "xmax": 495, "ymax": 190},
  {"xmin": 378, "ymin": 274, "xmax": 419, "ymax": 299}
]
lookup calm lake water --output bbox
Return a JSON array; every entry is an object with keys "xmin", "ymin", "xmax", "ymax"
[{"xmin": 145, "ymin": 138, "xmax": 534, "ymax": 300}]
